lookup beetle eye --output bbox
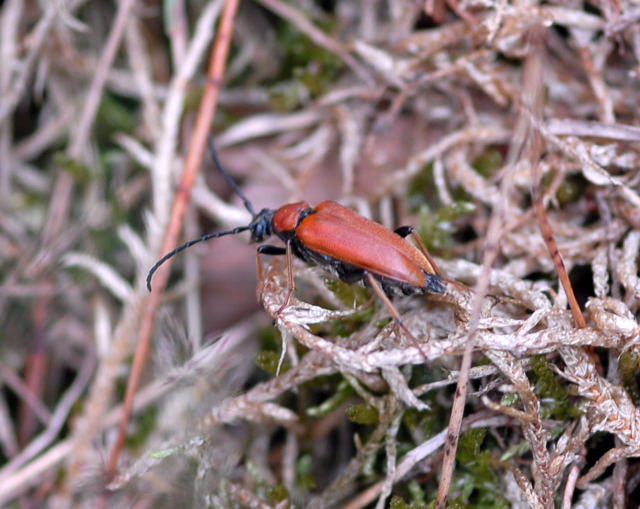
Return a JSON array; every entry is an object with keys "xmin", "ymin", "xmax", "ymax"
[
  {"xmin": 251, "ymin": 219, "xmax": 267, "ymax": 242},
  {"xmin": 248, "ymin": 209, "xmax": 274, "ymax": 243}
]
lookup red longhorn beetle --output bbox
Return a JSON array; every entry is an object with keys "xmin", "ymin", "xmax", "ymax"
[{"xmin": 147, "ymin": 140, "xmax": 446, "ymax": 353}]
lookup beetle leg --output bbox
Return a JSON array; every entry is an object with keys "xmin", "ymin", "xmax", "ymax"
[
  {"xmin": 256, "ymin": 245, "xmax": 287, "ymax": 299},
  {"xmin": 395, "ymin": 225, "xmax": 441, "ymax": 276},
  {"xmin": 410, "ymin": 232, "xmax": 441, "ymax": 275},
  {"xmin": 365, "ymin": 272, "xmax": 429, "ymax": 364},
  {"xmin": 336, "ymin": 264, "xmax": 365, "ymax": 284},
  {"xmin": 394, "ymin": 226, "xmax": 413, "ymax": 238},
  {"xmin": 277, "ymin": 240, "xmax": 295, "ymax": 315},
  {"xmin": 257, "ymin": 245, "xmax": 287, "ymax": 256}
]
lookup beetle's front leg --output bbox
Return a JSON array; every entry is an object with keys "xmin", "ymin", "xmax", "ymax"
[
  {"xmin": 256, "ymin": 245, "xmax": 287, "ymax": 299},
  {"xmin": 256, "ymin": 243, "xmax": 295, "ymax": 316},
  {"xmin": 278, "ymin": 241, "xmax": 295, "ymax": 315}
]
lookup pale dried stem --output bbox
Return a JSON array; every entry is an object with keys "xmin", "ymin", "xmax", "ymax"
[
  {"xmin": 108, "ymin": 0, "xmax": 238, "ymax": 475},
  {"xmin": 5, "ymin": 0, "xmax": 640, "ymax": 505}
]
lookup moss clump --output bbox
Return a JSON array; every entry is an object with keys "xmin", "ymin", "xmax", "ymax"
[
  {"xmin": 265, "ymin": 483, "xmax": 289, "ymax": 503},
  {"xmin": 306, "ymin": 379, "xmax": 353, "ymax": 417},
  {"xmin": 346, "ymin": 403, "xmax": 379, "ymax": 425},
  {"xmin": 619, "ymin": 350, "xmax": 640, "ymax": 405},
  {"xmin": 472, "ymin": 149, "xmax": 503, "ymax": 178},
  {"xmin": 530, "ymin": 355, "xmax": 581, "ymax": 420},
  {"xmin": 417, "ymin": 201, "xmax": 475, "ymax": 254},
  {"xmin": 256, "ymin": 350, "xmax": 290, "ymax": 375}
]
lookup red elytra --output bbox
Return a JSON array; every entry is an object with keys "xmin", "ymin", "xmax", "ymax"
[{"xmin": 275, "ymin": 200, "xmax": 440, "ymax": 292}]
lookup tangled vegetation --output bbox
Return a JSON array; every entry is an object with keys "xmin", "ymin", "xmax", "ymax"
[{"xmin": 1, "ymin": 0, "xmax": 640, "ymax": 507}]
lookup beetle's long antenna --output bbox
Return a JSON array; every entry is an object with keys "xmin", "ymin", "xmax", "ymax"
[
  {"xmin": 208, "ymin": 137, "xmax": 256, "ymax": 216},
  {"xmin": 146, "ymin": 225, "xmax": 250, "ymax": 291}
]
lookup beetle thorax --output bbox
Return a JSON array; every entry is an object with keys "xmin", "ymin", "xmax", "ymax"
[{"xmin": 272, "ymin": 202, "xmax": 312, "ymax": 234}]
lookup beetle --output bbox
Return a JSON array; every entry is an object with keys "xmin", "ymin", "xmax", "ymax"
[{"xmin": 147, "ymin": 140, "xmax": 446, "ymax": 351}]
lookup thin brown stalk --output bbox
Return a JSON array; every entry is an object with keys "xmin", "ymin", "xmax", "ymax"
[
  {"xmin": 106, "ymin": 0, "xmax": 241, "ymax": 476},
  {"xmin": 435, "ymin": 344, "xmax": 473, "ymax": 508},
  {"xmin": 526, "ymin": 27, "xmax": 587, "ymax": 330},
  {"xmin": 18, "ymin": 292, "xmax": 49, "ymax": 446}
]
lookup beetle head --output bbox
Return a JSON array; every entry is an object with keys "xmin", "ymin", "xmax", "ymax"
[{"xmin": 248, "ymin": 208, "xmax": 275, "ymax": 243}]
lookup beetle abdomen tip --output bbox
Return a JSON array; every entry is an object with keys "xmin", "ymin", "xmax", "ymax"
[{"xmin": 426, "ymin": 274, "xmax": 446, "ymax": 294}]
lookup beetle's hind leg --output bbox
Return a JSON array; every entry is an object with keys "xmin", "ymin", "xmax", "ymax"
[
  {"xmin": 365, "ymin": 272, "xmax": 429, "ymax": 364},
  {"xmin": 394, "ymin": 226, "xmax": 413, "ymax": 238},
  {"xmin": 395, "ymin": 226, "xmax": 441, "ymax": 276}
]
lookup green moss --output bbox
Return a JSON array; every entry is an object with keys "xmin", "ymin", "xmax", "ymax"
[
  {"xmin": 442, "ymin": 498, "xmax": 472, "ymax": 509},
  {"xmin": 87, "ymin": 226, "xmax": 124, "ymax": 260},
  {"xmin": 403, "ymin": 407, "xmax": 443, "ymax": 437},
  {"xmin": 320, "ymin": 281, "xmax": 374, "ymax": 337},
  {"xmin": 126, "ymin": 405, "xmax": 158, "ymax": 448},
  {"xmin": 407, "ymin": 479, "xmax": 427, "ymax": 505},
  {"xmin": 390, "ymin": 495, "xmax": 411, "ymax": 509},
  {"xmin": 619, "ymin": 350, "xmax": 640, "ymax": 405},
  {"xmin": 296, "ymin": 454, "xmax": 316, "ymax": 491},
  {"xmin": 277, "ymin": 21, "xmax": 341, "ymax": 76},
  {"xmin": 407, "ymin": 163, "xmax": 437, "ymax": 210},
  {"xmin": 269, "ymin": 81, "xmax": 309, "ymax": 111},
  {"xmin": 325, "ymin": 279, "xmax": 370, "ymax": 307},
  {"xmin": 472, "ymin": 149, "xmax": 503, "ymax": 178},
  {"xmin": 499, "ymin": 393, "xmax": 518, "ymax": 407},
  {"xmin": 268, "ymin": 22, "xmax": 343, "ymax": 110},
  {"xmin": 402, "ymin": 408, "xmax": 421, "ymax": 433},
  {"xmin": 530, "ymin": 355, "xmax": 581, "ymax": 420},
  {"xmin": 417, "ymin": 201, "xmax": 475, "ymax": 254},
  {"xmin": 500, "ymin": 439, "xmax": 531, "ymax": 461},
  {"xmin": 95, "ymin": 93, "xmax": 137, "ymax": 142},
  {"xmin": 408, "ymin": 164, "xmax": 476, "ymax": 248},
  {"xmin": 555, "ymin": 175, "xmax": 586, "ymax": 205},
  {"xmin": 346, "ymin": 403, "xmax": 379, "ymax": 425},
  {"xmin": 374, "ymin": 317, "xmax": 393, "ymax": 329},
  {"xmin": 256, "ymin": 350, "xmax": 290, "ymax": 375},
  {"xmin": 257, "ymin": 325, "xmax": 281, "ymax": 352},
  {"xmin": 362, "ymin": 446, "xmax": 379, "ymax": 477},
  {"xmin": 301, "ymin": 372, "xmax": 342, "ymax": 392},
  {"xmin": 54, "ymin": 152, "xmax": 93, "ymax": 183},
  {"xmin": 329, "ymin": 309, "xmax": 375, "ymax": 338},
  {"xmin": 428, "ymin": 428, "xmax": 510, "ymax": 508},
  {"xmin": 457, "ymin": 428, "xmax": 487, "ymax": 465},
  {"xmin": 265, "ymin": 483, "xmax": 289, "ymax": 503},
  {"xmin": 541, "ymin": 171, "xmax": 588, "ymax": 206},
  {"xmin": 306, "ymin": 379, "xmax": 353, "ymax": 417}
]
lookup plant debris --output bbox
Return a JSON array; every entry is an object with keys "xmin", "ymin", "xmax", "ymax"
[{"xmin": 1, "ymin": 1, "xmax": 640, "ymax": 507}]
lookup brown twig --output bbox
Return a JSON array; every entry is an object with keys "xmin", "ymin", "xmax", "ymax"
[
  {"xmin": 106, "ymin": 0, "xmax": 241, "ymax": 476},
  {"xmin": 5, "ymin": 1, "xmax": 640, "ymax": 505},
  {"xmin": 526, "ymin": 27, "xmax": 587, "ymax": 330},
  {"xmin": 18, "ymin": 291, "xmax": 50, "ymax": 446}
]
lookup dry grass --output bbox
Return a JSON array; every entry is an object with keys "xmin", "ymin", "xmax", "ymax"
[{"xmin": 1, "ymin": 0, "xmax": 640, "ymax": 507}]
